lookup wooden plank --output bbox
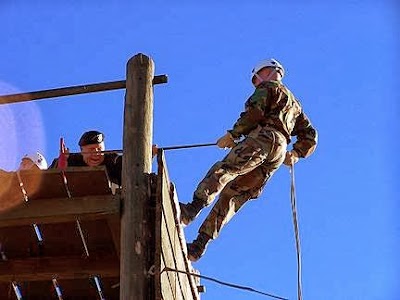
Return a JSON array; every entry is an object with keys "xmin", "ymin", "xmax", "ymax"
[
  {"xmin": 62, "ymin": 166, "xmax": 112, "ymax": 197},
  {"xmin": 0, "ymin": 225, "xmax": 39, "ymax": 259},
  {"xmin": 156, "ymin": 150, "xmax": 201, "ymax": 300},
  {"xmin": 160, "ymin": 251, "xmax": 177, "ymax": 300},
  {"xmin": 0, "ymin": 220, "xmax": 118, "ymax": 260},
  {"xmin": 18, "ymin": 169, "xmax": 67, "ymax": 200},
  {"xmin": 155, "ymin": 152, "xmax": 164, "ymax": 300},
  {"xmin": 17, "ymin": 167, "xmax": 112, "ymax": 200},
  {"xmin": 169, "ymin": 184, "xmax": 201, "ymax": 300},
  {"xmin": 0, "ymin": 167, "xmax": 112, "ymax": 214},
  {"xmin": 0, "ymin": 171, "xmax": 25, "ymax": 213},
  {"xmin": 162, "ymin": 192, "xmax": 192, "ymax": 300},
  {"xmin": 157, "ymin": 152, "xmax": 179, "ymax": 300},
  {"xmin": 161, "ymin": 203, "xmax": 186, "ymax": 299},
  {"xmin": 107, "ymin": 215, "xmax": 121, "ymax": 258},
  {"xmin": 158, "ymin": 152, "xmax": 194, "ymax": 300},
  {"xmin": 0, "ymin": 278, "xmax": 120, "ymax": 300},
  {"xmin": 161, "ymin": 213, "xmax": 179, "ymax": 298},
  {"xmin": 160, "ymin": 153, "xmax": 200, "ymax": 300},
  {"xmin": 0, "ymin": 254, "xmax": 119, "ymax": 282},
  {"xmin": 0, "ymin": 195, "xmax": 119, "ymax": 228}
]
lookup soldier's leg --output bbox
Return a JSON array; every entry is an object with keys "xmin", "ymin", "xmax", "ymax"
[
  {"xmin": 187, "ymin": 167, "xmax": 267, "ymax": 262},
  {"xmin": 199, "ymin": 166, "xmax": 269, "ymax": 239},
  {"xmin": 187, "ymin": 134, "xmax": 287, "ymax": 261},
  {"xmin": 180, "ymin": 137, "xmax": 269, "ymax": 226}
]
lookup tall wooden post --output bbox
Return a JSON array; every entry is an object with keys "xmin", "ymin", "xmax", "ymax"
[{"xmin": 120, "ymin": 53, "xmax": 154, "ymax": 299}]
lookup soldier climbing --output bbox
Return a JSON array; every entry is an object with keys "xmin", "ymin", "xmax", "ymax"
[{"xmin": 179, "ymin": 58, "xmax": 318, "ymax": 262}]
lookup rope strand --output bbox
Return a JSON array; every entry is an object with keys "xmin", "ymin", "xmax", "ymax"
[
  {"xmin": 162, "ymin": 267, "xmax": 288, "ymax": 300},
  {"xmin": 60, "ymin": 142, "xmax": 217, "ymax": 155},
  {"xmin": 290, "ymin": 165, "xmax": 303, "ymax": 300},
  {"xmin": 161, "ymin": 142, "xmax": 216, "ymax": 151}
]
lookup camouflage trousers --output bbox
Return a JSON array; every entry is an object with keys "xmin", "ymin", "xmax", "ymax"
[{"xmin": 194, "ymin": 127, "xmax": 287, "ymax": 239}]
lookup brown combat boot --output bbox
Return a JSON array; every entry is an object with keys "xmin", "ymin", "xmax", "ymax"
[
  {"xmin": 187, "ymin": 232, "xmax": 212, "ymax": 262},
  {"xmin": 179, "ymin": 198, "xmax": 205, "ymax": 226}
]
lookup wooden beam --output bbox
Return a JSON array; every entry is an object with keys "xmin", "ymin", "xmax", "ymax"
[
  {"xmin": 0, "ymin": 195, "xmax": 120, "ymax": 228},
  {"xmin": 120, "ymin": 53, "xmax": 154, "ymax": 299},
  {"xmin": 107, "ymin": 215, "xmax": 121, "ymax": 258},
  {"xmin": 0, "ymin": 254, "xmax": 119, "ymax": 282},
  {"xmin": 0, "ymin": 75, "xmax": 167, "ymax": 105}
]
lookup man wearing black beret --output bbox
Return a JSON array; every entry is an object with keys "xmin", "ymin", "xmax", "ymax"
[{"xmin": 50, "ymin": 130, "xmax": 158, "ymax": 186}]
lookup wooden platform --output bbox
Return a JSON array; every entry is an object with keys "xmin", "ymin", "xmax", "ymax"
[
  {"xmin": 0, "ymin": 157, "xmax": 201, "ymax": 299},
  {"xmin": 0, "ymin": 167, "xmax": 120, "ymax": 299}
]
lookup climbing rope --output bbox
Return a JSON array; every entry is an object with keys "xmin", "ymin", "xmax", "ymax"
[
  {"xmin": 161, "ymin": 142, "xmax": 216, "ymax": 151},
  {"xmin": 289, "ymin": 164, "xmax": 303, "ymax": 300},
  {"xmin": 77, "ymin": 142, "xmax": 218, "ymax": 155},
  {"xmin": 162, "ymin": 267, "xmax": 288, "ymax": 300}
]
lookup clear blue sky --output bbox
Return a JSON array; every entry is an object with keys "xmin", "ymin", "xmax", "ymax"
[{"xmin": 1, "ymin": 2, "xmax": 399, "ymax": 299}]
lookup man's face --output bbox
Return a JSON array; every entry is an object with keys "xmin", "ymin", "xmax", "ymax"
[
  {"xmin": 252, "ymin": 68, "xmax": 279, "ymax": 87},
  {"xmin": 80, "ymin": 142, "xmax": 105, "ymax": 167},
  {"xmin": 19, "ymin": 158, "xmax": 38, "ymax": 170}
]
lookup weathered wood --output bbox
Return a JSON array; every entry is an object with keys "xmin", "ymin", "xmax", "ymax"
[
  {"xmin": 162, "ymin": 199, "xmax": 193, "ymax": 299},
  {"xmin": 161, "ymin": 182, "xmax": 194, "ymax": 299},
  {"xmin": 0, "ymin": 195, "xmax": 119, "ymax": 228},
  {"xmin": 156, "ymin": 150, "xmax": 200, "ymax": 300},
  {"xmin": 17, "ymin": 167, "xmax": 112, "ymax": 200},
  {"xmin": 155, "ymin": 152, "xmax": 163, "ymax": 300},
  {"xmin": 169, "ymin": 183, "xmax": 201, "ymax": 300},
  {"xmin": 0, "ymin": 278, "xmax": 120, "ymax": 300},
  {"xmin": 0, "ymin": 171, "xmax": 25, "ymax": 213},
  {"xmin": 0, "ymin": 75, "xmax": 167, "ymax": 105},
  {"xmin": 120, "ymin": 53, "xmax": 154, "ymax": 300},
  {"xmin": 0, "ymin": 254, "xmax": 119, "ymax": 282},
  {"xmin": 0, "ymin": 220, "xmax": 118, "ymax": 260},
  {"xmin": 160, "ymin": 186, "xmax": 187, "ymax": 299},
  {"xmin": 0, "ymin": 167, "xmax": 112, "ymax": 215},
  {"xmin": 107, "ymin": 215, "xmax": 121, "ymax": 258}
]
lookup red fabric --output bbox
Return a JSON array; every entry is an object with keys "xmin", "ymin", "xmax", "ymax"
[{"xmin": 58, "ymin": 138, "xmax": 67, "ymax": 169}]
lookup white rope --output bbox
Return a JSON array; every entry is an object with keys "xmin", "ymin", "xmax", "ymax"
[{"xmin": 290, "ymin": 165, "xmax": 303, "ymax": 300}]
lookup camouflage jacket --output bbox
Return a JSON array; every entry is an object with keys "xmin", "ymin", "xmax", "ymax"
[{"xmin": 228, "ymin": 80, "xmax": 318, "ymax": 158}]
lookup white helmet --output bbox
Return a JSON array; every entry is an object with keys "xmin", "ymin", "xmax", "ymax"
[
  {"xmin": 22, "ymin": 152, "xmax": 48, "ymax": 170},
  {"xmin": 251, "ymin": 58, "xmax": 285, "ymax": 80}
]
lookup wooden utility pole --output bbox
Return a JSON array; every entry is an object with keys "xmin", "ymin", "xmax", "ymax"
[{"xmin": 120, "ymin": 53, "xmax": 154, "ymax": 299}]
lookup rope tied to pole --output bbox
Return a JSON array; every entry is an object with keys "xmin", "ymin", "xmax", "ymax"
[
  {"xmin": 289, "ymin": 164, "xmax": 303, "ymax": 300},
  {"xmin": 72, "ymin": 142, "xmax": 217, "ymax": 155}
]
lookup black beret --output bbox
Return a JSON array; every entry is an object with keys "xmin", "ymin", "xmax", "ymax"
[{"xmin": 78, "ymin": 130, "xmax": 105, "ymax": 146}]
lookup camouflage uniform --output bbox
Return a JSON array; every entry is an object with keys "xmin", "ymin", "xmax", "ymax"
[{"xmin": 195, "ymin": 80, "xmax": 317, "ymax": 239}]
